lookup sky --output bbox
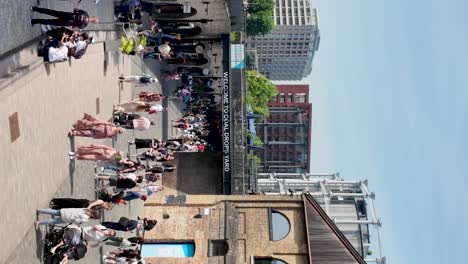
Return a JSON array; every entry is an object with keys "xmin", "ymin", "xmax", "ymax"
[{"xmin": 307, "ymin": 0, "xmax": 468, "ymax": 263}]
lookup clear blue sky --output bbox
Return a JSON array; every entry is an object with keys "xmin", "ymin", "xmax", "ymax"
[{"xmin": 308, "ymin": 0, "xmax": 468, "ymax": 263}]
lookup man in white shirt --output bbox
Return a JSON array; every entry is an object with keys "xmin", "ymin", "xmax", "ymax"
[
  {"xmin": 43, "ymin": 32, "xmax": 69, "ymax": 63},
  {"xmin": 82, "ymin": 225, "xmax": 116, "ymax": 243}
]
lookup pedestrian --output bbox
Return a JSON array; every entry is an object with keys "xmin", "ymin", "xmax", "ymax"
[
  {"xmin": 69, "ymin": 144, "xmax": 123, "ymax": 162},
  {"xmin": 96, "ymin": 174, "xmax": 142, "ymax": 190},
  {"xmin": 105, "ymin": 236, "xmax": 144, "ymax": 248},
  {"xmin": 143, "ymin": 43, "xmax": 172, "ymax": 60},
  {"xmin": 41, "ymin": 32, "xmax": 69, "ymax": 63},
  {"xmin": 128, "ymin": 138, "xmax": 162, "ymax": 149},
  {"xmin": 115, "ymin": 101, "xmax": 166, "ymax": 114},
  {"xmin": 140, "ymin": 217, "xmax": 157, "ymax": 231},
  {"xmin": 99, "ymin": 160, "xmax": 145, "ymax": 176},
  {"xmin": 69, "ymin": 113, "xmax": 124, "ymax": 138},
  {"xmin": 35, "ymin": 208, "xmax": 100, "ymax": 229},
  {"xmin": 122, "ymin": 191, "xmax": 148, "ymax": 202},
  {"xmin": 82, "ymin": 225, "xmax": 117, "ymax": 244},
  {"xmin": 31, "ymin": 6, "xmax": 99, "ymax": 29},
  {"xmin": 119, "ymin": 73, "xmax": 158, "ymax": 85},
  {"xmin": 146, "ymin": 163, "xmax": 176, "ymax": 173},
  {"xmin": 102, "ymin": 217, "xmax": 139, "ymax": 231},
  {"xmin": 116, "ymin": 115, "xmax": 155, "ymax": 131},
  {"xmin": 161, "ymin": 71, "xmax": 181, "ymax": 81},
  {"xmin": 138, "ymin": 91, "xmax": 164, "ymax": 102},
  {"xmin": 49, "ymin": 198, "xmax": 113, "ymax": 211}
]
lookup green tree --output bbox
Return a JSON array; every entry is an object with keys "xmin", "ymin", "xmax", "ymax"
[
  {"xmin": 247, "ymin": 70, "xmax": 277, "ymax": 118},
  {"xmin": 246, "ymin": 11, "xmax": 274, "ymax": 36},
  {"xmin": 248, "ymin": 0, "xmax": 274, "ymax": 14}
]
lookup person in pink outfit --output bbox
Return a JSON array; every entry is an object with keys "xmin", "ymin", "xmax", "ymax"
[
  {"xmin": 69, "ymin": 113, "xmax": 124, "ymax": 138},
  {"xmin": 70, "ymin": 144, "xmax": 123, "ymax": 162},
  {"xmin": 138, "ymin": 92, "xmax": 164, "ymax": 102},
  {"xmin": 161, "ymin": 72, "xmax": 181, "ymax": 80}
]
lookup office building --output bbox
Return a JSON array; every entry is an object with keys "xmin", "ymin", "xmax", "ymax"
[{"xmin": 247, "ymin": 1, "xmax": 320, "ymax": 80}]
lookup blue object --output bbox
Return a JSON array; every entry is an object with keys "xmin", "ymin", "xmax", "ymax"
[
  {"xmin": 247, "ymin": 113, "xmax": 257, "ymax": 146},
  {"xmin": 141, "ymin": 243, "xmax": 195, "ymax": 258}
]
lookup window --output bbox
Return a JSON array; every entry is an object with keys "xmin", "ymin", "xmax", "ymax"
[
  {"xmin": 269, "ymin": 209, "xmax": 290, "ymax": 241},
  {"xmin": 295, "ymin": 93, "xmax": 306, "ymax": 103},
  {"xmin": 255, "ymin": 258, "xmax": 288, "ymax": 264},
  {"xmin": 208, "ymin": 239, "xmax": 229, "ymax": 256},
  {"xmin": 279, "ymin": 94, "xmax": 285, "ymax": 103}
]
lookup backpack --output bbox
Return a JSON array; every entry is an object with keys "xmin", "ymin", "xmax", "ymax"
[
  {"xmin": 69, "ymin": 243, "xmax": 87, "ymax": 260},
  {"xmin": 73, "ymin": 46, "xmax": 87, "ymax": 59}
]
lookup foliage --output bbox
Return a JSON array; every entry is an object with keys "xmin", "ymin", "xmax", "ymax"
[
  {"xmin": 253, "ymin": 154, "xmax": 262, "ymax": 167},
  {"xmin": 230, "ymin": 31, "xmax": 242, "ymax": 43},
  {"xmin": 253, "ymin": 136, "xmax": 264, "ymax": 146},
  {"xmin": 246, "ymin": 70, "xmax": 277, "ymax": 118},
  {"xmin": 246, "ymin": 11, "xmax": 274, "ymax": 36},
  {"xmin": 248, "ymin": 0, "xmax": 274, "ymax": 14}
]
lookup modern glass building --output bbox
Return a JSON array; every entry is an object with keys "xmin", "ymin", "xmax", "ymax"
[{"xmin": 247, "ymin": 1, "xmax": 320, "ymax": 80}]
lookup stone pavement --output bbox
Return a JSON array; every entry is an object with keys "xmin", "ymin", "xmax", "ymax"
[{"xmin": 0, "ymin": 1, "xmax": 185, "ymax": 263}]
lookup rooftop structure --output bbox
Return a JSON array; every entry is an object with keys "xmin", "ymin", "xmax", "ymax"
[{"xmin": 255, "ymin": 172, "xmax": 386, "ymax": 263}]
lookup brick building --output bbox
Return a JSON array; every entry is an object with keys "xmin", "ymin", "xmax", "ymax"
[
  {"xmin": 141, "ymin": 194, "xmax": 367, "ymax": 264},
  {"xmin": 255, "ymin": 84, "xmax": 312, "ymax": 173}
]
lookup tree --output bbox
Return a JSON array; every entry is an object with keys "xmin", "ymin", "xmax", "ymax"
[
  {"xmin": 246, "ymin": 11, "xmax": 274, "ymax": 36},
  {"xmin": 248, "ymin": 0, "xmax": 274, "ymax": 14},
  {"xmin": 247, "ymin": 70, "xmax": 277, "ymax": 118}
]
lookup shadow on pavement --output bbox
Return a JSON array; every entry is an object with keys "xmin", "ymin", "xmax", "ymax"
[
  {"xmin": 35, "ymin": 228, "xmax": 43, "ymax": 261},
  {"xmin": 69, "ymin": 136, "xmax": 76, "ymax": 194},
  {"xmin": 44, "ymin": 63, "xmax": 50, "ymax": 76},
  {"xmin": 103, "ymin": 52, "xmax": 108, "ymax": 76}
]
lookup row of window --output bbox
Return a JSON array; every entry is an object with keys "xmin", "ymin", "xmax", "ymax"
[{"xmin": 271, "ymin": 93, "xmax": 307, "ymax": 103}]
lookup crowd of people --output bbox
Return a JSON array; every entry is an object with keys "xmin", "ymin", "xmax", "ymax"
[
  {"xmin": 35, "ymin": 70, "xmax": 217, "ymax": 264},
  {"xmin": 30, "ymin": 1, "xmax": 223, "ymax": 263}
]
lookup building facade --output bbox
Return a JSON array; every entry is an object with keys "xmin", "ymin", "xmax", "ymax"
[
  {"xmin": 255, "ymin": 172, "xmax": 386, "ymax": 264},
  {"xmin": 247, "ymin": 1, "xmax": 320, "ymax": 80},
  {"xmin": 142, "ymin": 194, "xmax": 367, "ymax": 264},
  {"xmin": 255, "ymin": 84, "xmax": 311, "ymax": 174}
]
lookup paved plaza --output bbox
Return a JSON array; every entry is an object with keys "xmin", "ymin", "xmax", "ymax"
[{"xmin": 0, "ymin": 1, "xmax": 184, "ymax": 263}]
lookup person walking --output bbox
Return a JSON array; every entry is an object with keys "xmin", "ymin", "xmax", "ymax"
[
  {"xmin": 115, "ymin": 101, "xmax": 166, "ymax": 114},
  {"xmin": 102, "ymin": 217, "xmax": 139, "ymax": 231},
  {"xmin": 119, "ymin": 74, "xmax": 158, "ymax": 85},
  {"xmin": 137, "ymin": 92, "xmax": 164, "ymax": 102},
  {"xmin": 35, "ymin": 208, "xmax": 100, "ymax": 229},
  {"xmin": 31, "ymin": 6, "xmax": 99, "ymax": 29},
  {"xmin": 70, "ymin": 144, "xmax": 123, "ymax": 162},
  {"xmin": 49, "ymin": 198, "xmax": 113, "ymax": 211},
  {"xmin": 117, "ymin": 115, "xmax": 155, "ymax": 131},
  {"xmin": 69, "ymin": 113, "xmax": 124, "ymax": 138},
  {"xmin": 129, "ymin": 138, "xmax": 162, "ymax": 149}
]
